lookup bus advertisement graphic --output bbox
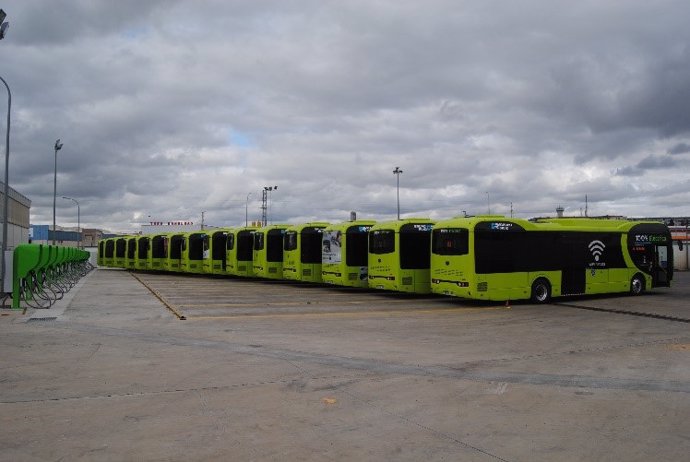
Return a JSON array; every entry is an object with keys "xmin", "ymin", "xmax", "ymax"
[{"xmin": 322, "ymin": 230, "xmax": 342, "ymax": 264}]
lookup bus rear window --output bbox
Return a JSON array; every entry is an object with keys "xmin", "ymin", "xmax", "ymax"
[
  {"xmin": 237, "ymin": 231, "xmax": 254, "ymax": 261},
  {"xmin": 301, "ymin": 228, "xmax": 324, "ymax": 264},
  {"xmin": 432, "ymin": 228, "xmax": 469, "ymax": 256},
  {"xmin": 267, "ymin": 229, "xmax": 285, "ymax": 262},
  {"xmin": 346, "ymin": 227, "xmax": 370, "ymax": 266},
  {"xmin": 369, "ymin": 230, "xmax": 395, "ymax": 254}
]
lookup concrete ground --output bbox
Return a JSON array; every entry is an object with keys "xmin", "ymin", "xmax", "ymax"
[{"xmin": 1, "ymin": 269, "xmax": 689, "ymax": 461}]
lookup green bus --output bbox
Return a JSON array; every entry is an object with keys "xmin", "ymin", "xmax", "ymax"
[
  {"xmin": 252, "ymin": 224, "xmax": 289, "ymax": 279},
  {"xmin": 125, "ymin": 236, "xmax": 137, "ymax": 270},
  {"xmin": 149, "ymin": 233, "xmax": 168, "ymax": 271},
  {"xmin": 135, "ymin": 235, "xmax": 150, "ymax": 270},
  {"xmin": 184, "ymin": 231, "xmax": 209, "ymax": 274},
  {"xmin": 226, "ymin": 226, "xmax": 258, "ymax": 277},
  {"xmin": 430, "ymin": 216, "xmax": 673, "ymax": 303},
  {"xmin": 114, "ymin": 237, "xmax": 127, "ymax": 268},
  {"xmin": 101, "ymin": 238, "xmax": 115, "ymax": 267},
  {"xmin": 368, "ymin": 218, "xmax": 435, "ymax": 294},
  {"xmin": 282, "ymin": 222, "xmax": 330, "ymax": 283},
  {"xmin": 98, "ymin": 240, "xmax": 105, "ymax": 267},
  {"xmin": 321, "ymin": 220, "xmax": 376, "ymax": 288},
  {"xmin": 207, "ymin": 229, "xmax": 231, "ymax": 275},
  {"xmin": 167, "ymin": 233, "xmax": 186, "ymax": 273}
]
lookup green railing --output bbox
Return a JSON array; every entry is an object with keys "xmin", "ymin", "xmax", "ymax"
[{"xmin": 11, "ymin": 244, "xmax": 92, "ymax": 309}]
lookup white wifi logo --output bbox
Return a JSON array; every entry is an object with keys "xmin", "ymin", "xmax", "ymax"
[{"xmin": 588, "ymin": 240, "xmax": 606, "ymax": 261}]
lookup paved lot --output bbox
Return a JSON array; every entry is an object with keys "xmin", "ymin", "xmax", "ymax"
[{"xmin": 1, "ymin": 269, "xmax": 689, "ymax": 461}]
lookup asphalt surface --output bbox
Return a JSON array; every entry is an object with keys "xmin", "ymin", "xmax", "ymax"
[{"xmin": 1, "ymin": 269, "xmax": 689, "ymax": 461}]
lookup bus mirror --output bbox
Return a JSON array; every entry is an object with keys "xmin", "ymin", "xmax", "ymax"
[{"xmin": 678, "ymin": 241, "xmax": 684, "ymax": 251}]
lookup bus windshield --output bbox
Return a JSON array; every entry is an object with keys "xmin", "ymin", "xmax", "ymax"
[{"xmin": 432, "ymin": 228, "xmax": 469, "ymax": 256}]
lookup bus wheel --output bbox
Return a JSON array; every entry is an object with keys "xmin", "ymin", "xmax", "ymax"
[
  {"xmin": 531, "ymin": 278, "xmax": 551, "ymax": 304},
  {"xmin": 630, "ymin": 274, "xmax": 645, "ymax": 295}
]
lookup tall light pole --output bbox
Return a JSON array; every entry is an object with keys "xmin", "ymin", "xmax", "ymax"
[
  {"xmin": 486, "ymin": 191, "xmax": 490, "ymax": 215},
  {"xmin": 0, "ymin": 10, "xmax": 10, "ymax": 293},
  {"xmin": 245, "ymin": 192, "xmax": 251, "ymax": 227},
  {"xmin": 393, "ymin": 167, "xmax": 403, "ymax": 220},
  {"xmin": 261, "ymin": 186, "xmax": 277, "ymax": 226},
  {"xmin": 0, "ymin": 75, "xmax": 10, "ymax": 293},
  {"xmin": 62, "ymin": 196, "xmax": 80, "ymax": 249},
  {"xmin": 52, "ymin": 139, "xmax": 63, "ymax": 244}
]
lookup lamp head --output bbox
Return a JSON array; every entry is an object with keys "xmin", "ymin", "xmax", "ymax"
[{"xmin": 55, "ymin": 139, "xmax": 63, "ymax": 151}]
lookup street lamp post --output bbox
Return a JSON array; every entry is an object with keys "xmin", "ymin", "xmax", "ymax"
[
  {"xmin": 245, "ymin": 193, "xmax": 251, "ymax": 227},
  {"xmin": 261, "ymin": 186, "xmax": 277, "ymax": 226},
  {"xmin": 393, "ymin": 167, "xmax": 403, "ymax": 220},
  {"xmin": 52, "ymin": 139, "xmax": 63, "ymax": 244},
  {"xmin": 62, "ymin": 196, "xmax": 80, "ymax": 249},
  {"xmin": 0, "ymin": 75, "xmax": 10, "ymax": 293},
  {"xmin": 0, "ymin": 11, "xmax": 11, "ymax": 294}
]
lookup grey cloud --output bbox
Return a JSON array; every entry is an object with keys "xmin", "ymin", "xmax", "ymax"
[
  {"xmin": 2, "ymin": 0, "xmax": 689, "ymax": 232},
  {"xmin": 636, "ymin": 154, "xmax": 677, "ymax": 170},
  {"xmin": 668, "ymin": 142, "xmax": 690, "ymax": 155}
]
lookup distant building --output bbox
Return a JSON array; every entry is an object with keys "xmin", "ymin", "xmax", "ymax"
[
  {"xmin": 30, "ymin": 224, "xmax": 82, "ymax": 247},
  {"xmin": 141, "ymin": 222, "xmax": 197, "ymax": 234},
  {"xmin": 81, "ymin": 228, "xmax": 104, "ymax": 247}
]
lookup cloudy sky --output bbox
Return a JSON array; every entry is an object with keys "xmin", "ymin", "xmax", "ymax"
[{"xmin": 2, "ymin": 0, "xmax": 690, "ymax": 233}]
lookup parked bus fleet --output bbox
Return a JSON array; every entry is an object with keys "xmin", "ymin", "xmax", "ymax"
[{"xmin": 99, "ymin": 216, "xmax": 674, "ymax": 303}]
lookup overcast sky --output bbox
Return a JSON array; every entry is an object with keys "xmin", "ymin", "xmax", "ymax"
[{"xmin": 2, "ymin": 0, "xmax": 690, "ymax": 233}]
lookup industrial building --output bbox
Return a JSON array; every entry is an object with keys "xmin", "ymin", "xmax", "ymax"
[{"xmin": 0, "ymin": 181, "xmax": 31, "ymax": 251}]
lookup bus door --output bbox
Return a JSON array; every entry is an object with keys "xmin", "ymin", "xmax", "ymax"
[
  {"xmin": 652, "ymin": 244, "xmax": 671, "ymax": 287},
  {"xmin": 560, "ymin": 235, "xmax": 585, "ymax": 296},
  {"xmin": 561, "ymin": 269, "xmax": 585, "ymax": 295}
]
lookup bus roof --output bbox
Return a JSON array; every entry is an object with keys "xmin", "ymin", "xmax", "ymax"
[
  {"xmin": 323, "ymin": 220, "xmax": 376, "ymax": 233},
  {"xmin": 370, "ymin": 218, "xmax": 434, "ymax": 232},
  {"xmin": 254, "ymin": 224, "xmax": 290, "ymax": 234},
  {"xmin": 284, "ymin": 222, "xmax": 331, "ymax": 232},
  {"xmin": 227, "ymin": 226, "xmax": 259, "ymax": 235},
  {"xmin": 433, "ymin": 215, "xmax": 667, "ymax": 232}
]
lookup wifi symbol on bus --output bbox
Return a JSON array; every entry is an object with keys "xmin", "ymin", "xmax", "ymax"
[{"xmin": 588, "ymin": 240, "xmax": 606, "ymax": 262}]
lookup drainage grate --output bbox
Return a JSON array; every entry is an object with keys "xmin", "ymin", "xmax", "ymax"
[{"xmin": 28, "ymin": 317, "xmax": 57, "ymax": 322}]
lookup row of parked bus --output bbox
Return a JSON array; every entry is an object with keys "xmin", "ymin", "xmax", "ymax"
[{"xmin": 98, "ymin": 216, "xmax": 674, "ymax": 303}]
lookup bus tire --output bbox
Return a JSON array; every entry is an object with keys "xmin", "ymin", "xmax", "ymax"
[
  {"xmin": 630, "ymin": 274, "xmax": 645, "ymax": 296},
  {"xmin": 531, "ymin": 278, "xmax": 551, "ymax": 304}
]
